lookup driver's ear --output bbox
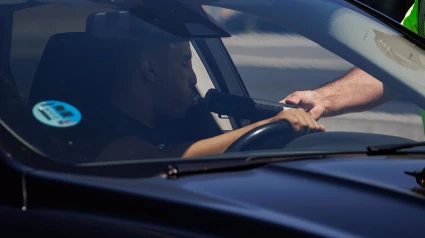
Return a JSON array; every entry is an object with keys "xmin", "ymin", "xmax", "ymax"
[{"xmin": 141, "ymin": 58, "xmax": 157, "ymax": 83}]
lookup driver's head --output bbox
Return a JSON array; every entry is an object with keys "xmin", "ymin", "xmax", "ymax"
[
  {"xmin": 110, "ymin": 36, "xmax": 197, "ymax": 122},
  {"xmin": 140, "ymin": 39, "xmax": 197, "ymax": 118}
]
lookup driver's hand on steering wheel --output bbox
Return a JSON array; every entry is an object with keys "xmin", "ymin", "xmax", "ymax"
[{"xmin": 269, "ymin": 108, "xmax": 325, "ymax": 135}]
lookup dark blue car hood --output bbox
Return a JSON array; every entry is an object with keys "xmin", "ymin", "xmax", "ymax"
[{"xmin": 29, "ymin": 155, "xmax": 425, "ymax": 237}]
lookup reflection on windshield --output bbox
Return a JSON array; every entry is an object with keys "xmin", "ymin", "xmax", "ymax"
[{"xmin": 374, "ymin": 29, "xmax": 425, "ymax": 71}]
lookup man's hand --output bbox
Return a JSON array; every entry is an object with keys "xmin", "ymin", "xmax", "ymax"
[
  {"xmin": 269, "ymin": 108, "xmax": 325, "ymax": 134},
  {"xmin": 280, "ymin": 67, "xmax": 398, "ymax": 121},
  {"xmin": 281, "ymin": 90, "xmax": 327, "ymax": 120}
]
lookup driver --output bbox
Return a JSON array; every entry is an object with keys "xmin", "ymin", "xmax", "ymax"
[{"xmin": 97, "ymin": 36, "xmax": 325, "ymax": 161}]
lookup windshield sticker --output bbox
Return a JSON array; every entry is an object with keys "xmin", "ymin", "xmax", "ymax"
[{"xmin": 32, "ymin": 100, "xmax": 82, "ymax": 128}]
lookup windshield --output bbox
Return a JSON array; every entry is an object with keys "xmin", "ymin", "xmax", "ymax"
[{"xmin": 1, "ymin": 0, "xmax": 425, "ymax": 165}]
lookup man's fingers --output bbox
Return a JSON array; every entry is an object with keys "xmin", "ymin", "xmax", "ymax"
[
  {"xmin": 305, "ymin": 112, "xmax": 325, "ymax": 132},
  {"xmin": 297, "ymin": 109, "xmax": 321, "ymax": 134},
  {"xmin": 281, "ymin": 93, "xmax": 301, "ymax": 105},
  {"xmin": 290, "ymin": 109, "xmax": 325, "ymax": 134},
  {"xmin": 309, "ymin": 107, "xmax": 322, "ymax": 121},
  {"xmin": 272, "ymin": 107, "xmax": 325, "ymax": 134},
  {"xmin": 292, "ymin": 110, "xmax": 310, "ymax": 134},
  {"xmin": 304, "ymin": 111, "xmax": 318, "ymax": 132}
]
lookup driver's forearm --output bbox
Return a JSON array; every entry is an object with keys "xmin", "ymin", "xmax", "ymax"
[
  {"xmin": 182, "ymin": 118, "xmax": 271, "ymax": 158},
  {"xmin": 316, "ymin": 67, "xmax": 397, "ymax": 117}
]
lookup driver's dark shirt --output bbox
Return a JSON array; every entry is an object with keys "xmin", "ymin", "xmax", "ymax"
[{"xmin": 94, "ymin": 106, "xmax": 195, "ymax": 162}]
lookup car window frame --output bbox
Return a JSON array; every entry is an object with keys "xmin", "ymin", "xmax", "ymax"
[
  {"xmin": 189, "ymin": 41, "xmax": 234, "ymax": 131},
  {"xmin": 191, "ymin": 5, "xmax": 255, "ymax": 128}
]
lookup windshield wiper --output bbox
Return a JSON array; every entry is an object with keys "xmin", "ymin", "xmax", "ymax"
[
  {"xmin": 164, "ymin": 152, "xmax": 359, "ymax": 179},
  {"xmin": 367, "ymin": 142, "xmax": 425, "ymax": 155},
  {"xmin": 165, "ymin": 143, "xmax": 425, "ymax": 179},
  {"xmin": 165, "ymin": 160, "xmax": 265, "ymax": 179}
]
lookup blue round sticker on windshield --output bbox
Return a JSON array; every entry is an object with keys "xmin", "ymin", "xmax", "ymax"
[{"xmin": 32, "ymin": 100, "xmax": 82, "ymax": 128}]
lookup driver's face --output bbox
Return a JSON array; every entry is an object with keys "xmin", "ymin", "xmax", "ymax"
[{"xmin": 152, "ymin": 41, "xmax": 197, "ymax": 118}]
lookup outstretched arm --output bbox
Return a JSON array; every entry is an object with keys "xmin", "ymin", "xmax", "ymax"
[
  {"xmin": 282, "ymin": 67, "xmax": 398, "ymax": 120},
  {"xmin": 182, "ymin": 108, "xmax": 325, "ymax": 158}
]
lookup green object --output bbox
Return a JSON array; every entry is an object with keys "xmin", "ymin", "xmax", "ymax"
[{"xmin": 400, "ymin": 0, "xmax": 425, "ymax": 134}]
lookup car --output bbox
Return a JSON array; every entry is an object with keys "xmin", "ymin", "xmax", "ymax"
[{"xmin": 1, "ymin": 0, "xmax": 425, "ymax": 237}]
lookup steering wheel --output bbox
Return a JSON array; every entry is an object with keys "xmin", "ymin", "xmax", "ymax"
[{"xmin": 225, "ymin": 120, "xmax": 302, "ymax": 153}]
